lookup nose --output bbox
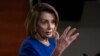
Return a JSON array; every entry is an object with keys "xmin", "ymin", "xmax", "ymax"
[{"xmin": 47, "ymin": 23, "xmax": 52, "ymax": 30}]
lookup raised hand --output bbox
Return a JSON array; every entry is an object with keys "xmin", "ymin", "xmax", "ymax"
[{"xmin": 56, "ymin": 26, "xmax": 79, "ymax": 53}]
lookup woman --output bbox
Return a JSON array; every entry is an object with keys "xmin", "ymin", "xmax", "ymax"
[{"xmin": 18, "ymin": 3, "xmax": 79, "ymax": 56}]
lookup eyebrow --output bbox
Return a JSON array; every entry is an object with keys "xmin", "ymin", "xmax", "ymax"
[
  {"xmin": 39, "ymin": 18, "xmax": 47, "ymax": 21},
  {"xmin": 40, "ymin": 18, "xmax": 55, "ymax": 21}
]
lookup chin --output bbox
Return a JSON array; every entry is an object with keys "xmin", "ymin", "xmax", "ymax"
[{"xmin": 46, "ymin": 35, "xmax": 52, "ymax": 38}]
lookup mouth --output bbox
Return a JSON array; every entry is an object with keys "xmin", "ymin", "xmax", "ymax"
[{"xmin": 46, "ymin": 32, "xmax": 52, "ymax": 35}]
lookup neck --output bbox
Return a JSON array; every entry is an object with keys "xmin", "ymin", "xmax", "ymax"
[{"xmin": 35, "ymin": 33, "xmax": 48, "ymax": 41}]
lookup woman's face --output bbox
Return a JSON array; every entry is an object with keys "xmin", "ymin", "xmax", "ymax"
[{"xmin": 37, "ymin": 11, "xmax": 56, "ymax": 38}]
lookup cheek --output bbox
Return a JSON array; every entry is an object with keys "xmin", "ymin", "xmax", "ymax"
[
  {"xmin": 51, "ymin": 24, "xmax": 56, "ymax": 29},
  {"xmin": 37, "ymin": 24, "xmax": 47, "ymax": 32},
  {"xmin": 52, "ymin": 25, "xmax": 55, "ymax": 28}
]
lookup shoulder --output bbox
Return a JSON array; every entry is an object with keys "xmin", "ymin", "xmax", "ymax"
[
  {"xmin": 18, "ymin": 36, "xmax": 39, "ymax": 56},
  {"xmin": 19, "ymin": 36, "xmax": 40, "ymax": 50},
  {"xmin": 19, "ymin": 37, "xmax": 33, "ymax": 47}
]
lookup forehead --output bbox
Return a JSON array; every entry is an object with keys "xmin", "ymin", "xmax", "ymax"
[{"xmin": 39, "ymin": 11, "xmax": 55, "ymax": 20}]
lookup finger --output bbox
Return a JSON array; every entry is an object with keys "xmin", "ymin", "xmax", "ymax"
[
  {"xmin": 55, "ymin": 32, "xmax": 59, "ymax": 40},
  {"xmin": 67, "ymin": 28, "xmax": 77, "ymax": 37},
  {"xmin": 60, "ymin": 26, "xmax": 71, "ymax": 40},
  {"xmin": 69, "ymin": 33, "xmax": 79, "ymax": 42},
  {"xmin": 61, "ymin": 26, "xmax": 71, "ymax": 38}
]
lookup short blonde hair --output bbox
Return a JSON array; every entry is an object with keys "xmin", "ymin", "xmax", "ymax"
[{"xmin": 25, "ymin": 3, "xmax": 59, "ymax": 37}]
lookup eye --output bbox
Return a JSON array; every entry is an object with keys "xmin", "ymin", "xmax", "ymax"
[
  {"xmin": 40, "ymin": 19, "xmax": 47, "ymax": 24},
  {"xmin": 52, "ymin": 20, "xmax": 55, "ymax": 24}
]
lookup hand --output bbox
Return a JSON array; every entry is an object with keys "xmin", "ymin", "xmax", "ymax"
[
  {"xmin": 52, "ymin": 28, "xmax": 59, "ymax": 40},
  {"xmin": 55, "ymin": 26, "xmax": 79, "ymax": 52}
]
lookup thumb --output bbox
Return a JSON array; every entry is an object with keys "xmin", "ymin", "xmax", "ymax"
[{"xmin": 54, "ymin": 31, "xmax": 59, "ymax": 40}]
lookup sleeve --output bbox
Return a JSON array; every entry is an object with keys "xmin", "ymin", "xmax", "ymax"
[{"xmin": 18, "ymin": 42, "xmax": 39, "ymax": 56}]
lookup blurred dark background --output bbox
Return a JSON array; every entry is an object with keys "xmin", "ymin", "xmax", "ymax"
[
  {"xmin": 32, "ymin": 0, "xmax": 84, "ymax": 22},
  {"xmin": 31, "ymin": 0, "xmax": 96, "ymax": 22}
]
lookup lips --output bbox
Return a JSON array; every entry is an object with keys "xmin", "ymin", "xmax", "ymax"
[{"xmin": 46, "ymin": 32, "xmax": 52, "ymax": 35}]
